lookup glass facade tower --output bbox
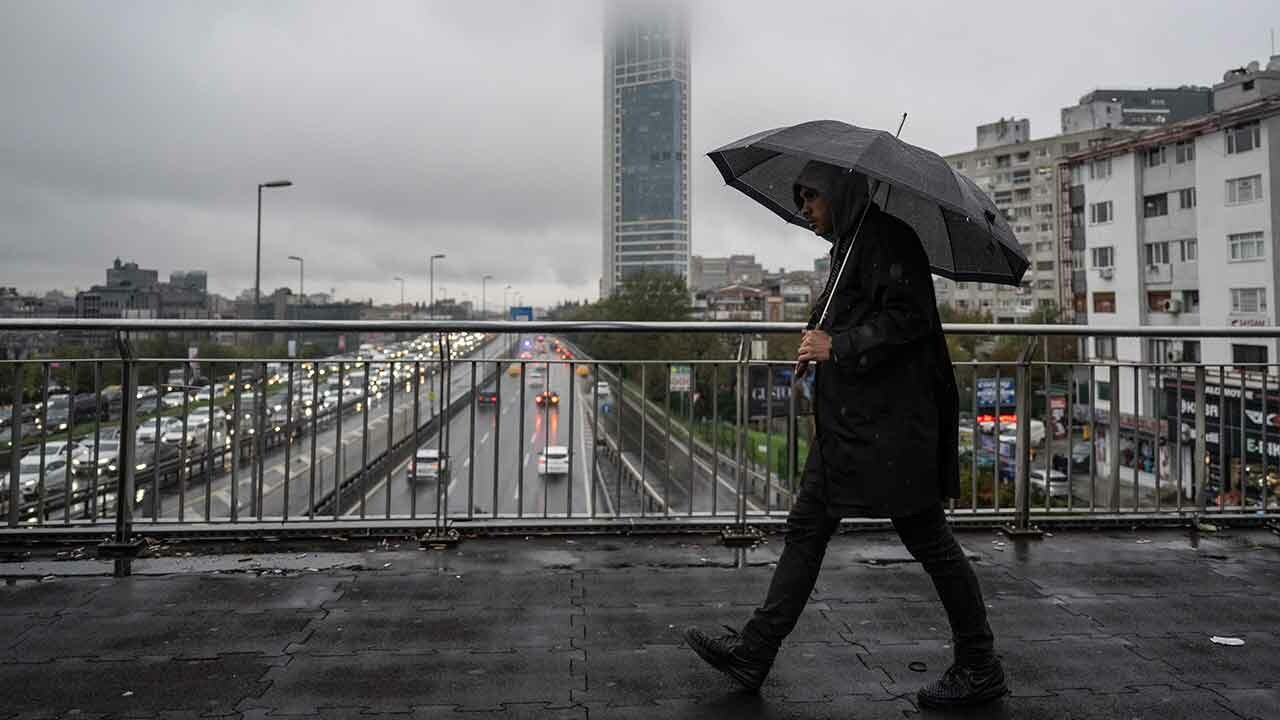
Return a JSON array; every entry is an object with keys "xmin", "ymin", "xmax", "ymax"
[{"xmin": 602, "ymin": 0, "xmax": 691, "ymax": 296}]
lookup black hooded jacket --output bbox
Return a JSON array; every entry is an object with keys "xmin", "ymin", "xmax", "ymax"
[{"xmin": 795, "ymin": 163, "xmax": 961, "ymax": 518}]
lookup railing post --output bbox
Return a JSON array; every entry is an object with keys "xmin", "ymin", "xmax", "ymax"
[
  {"xmin": 1193, "ymin": 366, "xmax": 1209, "ymax": 520},
  {"xmin": 422, "ymin": 332, "xmax": 458, "ymax": 547},
  {"xmin": 98, "ymin": 332, "xmax": 145, "ymax": 575},
  {"xmin": 7, "ymin": 356, "xmax": 24, "ymax": 528},
  {"xmin": 1002, "ymin": 338, "xmax": 1043, "ymax": 538},
  {"xmin": 723, "ymin": 334, "xmax": 760, "ymax": 548},
  {"xmin": 1108, "ymin": 363, "xmax": 1122, "ymax": 512}
]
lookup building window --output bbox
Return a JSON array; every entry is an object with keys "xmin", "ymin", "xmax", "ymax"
[
  {"xmin": 1093, "ymin": 292, "xmax": 1116, "ymax": 313},
  {"xmin": 1225, "ymin": 175, "xmax": 1263, "ymax": 204},
  {"xmin": 1179, "ymin": 238, "xmax": 1198, "ymax": 262},
  {"xmin": 1096, "ymin": 380, "xmax": 1112, "ymax": 401},
  {"xmin": 1232, "ymin": 344, "xmax": 1268, "ymax": 370},
  {"xmin": 1089, "ymin": 201, "xmax": 1113, "ymax": 224},
  {"xmin": 1062, "ymin": 142, "xmax": 1080, "ymax": 154},
  {"xmin": 1091, "ymin": 246, "xmax": 1114, "ymax": 268},
  {"xmin": 1228, "ymin": 232, "xmax": 1266, "ymax": 262},
  {"xmin": 1143, "ymin": 193, "xmax": 1169, "ymax": 218},
  {"xmin": 1035, "ymin": 203, "xmax": 1053, "ymax": 214},
  {"xmin": 1175, "ymin": 140, "xmax": 1195, "ymax": 164},
  {"xmin": 953, "ymin": 160, "xmax": 965, "ymax": 170},
  {"xmin": 1038, "ymin": 222, "xmax": 1053, "ymax": 232},
  {"xmin": 1035, "ymin": 241, "xmax": 1053, "ymax": 253},
  {"xmin": 1089, "ymin": 158, "xmax": 1112, "ymax": 179},
  {"xmin": 1145, "ymin": 146, "xmax": 1166, "ymax": 167},
  {"xmin": 1015, "ymin": 152, "xmax": 1030, "ymax": 163},
  {"xmin": 1183, "ymin": 290, "xmax": 1200, "ymax": 313},
  {"xmin": 1014, "ymin": 205, "xmax": 1033, "ymax": 218},
  {"xmin": 1230, "ymin": 287, "xmax": 1267, "ymax": 314},
  {"xmin": 1181, "ymin": 340, "xmax": 1201, "ymax": 362},
  {"xmin": 1145, "ymin": 241, "xmax": 1170, "ymax": 265},
  {"xmin": 1178, "ymin": 187, "xmax": 1197, "ymax": 209},
  {"xmin": 977, "ymin": 158, "xmax": 991, "ymax": 168},
  {"xmin": 1095, "ymin": 337, "xmax": 1117, "ymax": 360},
  {"xmin": 1225, "ymin": 121, "xmax": 1261, "ymax": 154},
  {"xmin": 1014, "ymin": 188, "xmax": 1031, "ymax": 201},
  {"xmin": 1148, "ymin": 291, "xmax": 1172, "ymax": 311},
  {"xmin": 996, "ymin": 154, "xmax": 1011, "ymax": 168},
  {"xmin": 1012, "ymin": 170, "xmax": 1031, "ymax": 184},
  {"xmin": 1036, "ymin": 260, "xmax": 1055, "ymax": 271},
  {"xmin": 1037, "ymin": 147, "xmax": 1051, "ymax": 158}
]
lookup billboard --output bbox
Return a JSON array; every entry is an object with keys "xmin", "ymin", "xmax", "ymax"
[
  {"xmin": 975, "ymin": 377, "xmax": 1017, "ymax": 411},
  {"xmin": 509, "ymin": 306, "xmax": 534, "ymax": 321},
  {"xmin": 748, "ymin": 365, "xmax": 798, "ymax": 418}
]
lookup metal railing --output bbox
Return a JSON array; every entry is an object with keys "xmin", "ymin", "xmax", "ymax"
[{"xmin": 2, "ymin": 319, "xmax": 1278, "ymax": 565}]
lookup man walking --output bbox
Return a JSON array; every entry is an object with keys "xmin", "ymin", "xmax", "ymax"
[{"xmin": 684, "ymin": 161, "xmax": 1008, "ymax": 709}]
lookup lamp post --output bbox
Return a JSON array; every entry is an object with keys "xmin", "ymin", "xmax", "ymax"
[
  {"xmin": 503, "ymin": 285, "xmax": 513, "ymax": 318},
  {"xmin": 428, "ymin": 254, "xmax": 446, "ymax": 320},
  {"xmin": 393, "ymin": 276, "xmax": 406, "ymax": 320},
  {"xmin": 287, "ymin": 255, "xmax": 304, "ymax": 299},
  {"xmin": 481, "ymin": 274, "xmax": 493, "ymax": 320},
  {"xmin": 254, "ymin": 180, "xmax": 293, "ymax": 320}
]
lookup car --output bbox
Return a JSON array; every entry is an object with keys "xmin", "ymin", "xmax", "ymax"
[
  {"xmin": 1052, "ymin": 442, "xmax": 1093, "ymax": 474},
  {"xmin": 595, "ymin": 382, "xmax": 612, "ymax": 400},
  {"xmin": 575, "ymin": 365, "xmax": 591, "ymax": 377},
  {"xmin": 537, "ymin": 445, "xmax": 569, "ymax": 476},
  {"xmin": 160, "ymin": 390, "xmax": 194, "ymax": 409},
  {"xmin": 997, "ymin": 418, "xmax": 1045, "ymax": 447},
  {"xmin": 17, "ymin": 441, "xmax": 88, "ymax": 498},
  {"xmin": 411, "ymin": 447, "xmax": 447, "ymax": 482},
  {"xmin": 72, "ymin": 438, "xmax": 122, "ymax": 477},
  {"xmin": 526, "ymin": 371, "xmax": 545, "ymax": 388},
  {"xmin": 1029, "ymin": 468, "xmax": 1070, "ymax": 498},
  {"xmin": 476, "ymin": 384, "xmax": 499, "ymax": 407},
  {"xmin": 507, "ymin": 364, "xmax": 522, "ymax": 377},
  {"xmin": 136, "ymin": 386, "xmax": 160, "ymax": 402},
  {"xmin": 534, "ymin": 391, "xmax": 560, "ymax": 407}
]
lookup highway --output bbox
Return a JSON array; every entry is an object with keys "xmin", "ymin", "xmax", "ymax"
[{"xmin": 36, "ymin": 334, "xmax": 770, "ymax": 525}]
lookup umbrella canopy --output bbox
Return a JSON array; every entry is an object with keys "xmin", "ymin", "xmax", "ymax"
[{"xmin": 708, "ymin": 120, "xmax": 1030, "ymax": 286}]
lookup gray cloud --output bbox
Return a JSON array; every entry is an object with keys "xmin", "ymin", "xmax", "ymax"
[{"xmin": 2, "ymin": 0, "xmax": 1273, "ymax": 306}]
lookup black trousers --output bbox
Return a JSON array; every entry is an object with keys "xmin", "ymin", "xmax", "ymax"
[{"xmin": 742, "ymin": 452, "xmax": 996, "ymax": 667}]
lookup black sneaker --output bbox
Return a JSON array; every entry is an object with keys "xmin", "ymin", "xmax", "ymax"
[
  {"xmin": 917, "ymin": 659, "xmax": 1009, "ymax": 709},
  {"xmin": 683, "ymin": 625, "xmax": 775, "ymax": 692}
]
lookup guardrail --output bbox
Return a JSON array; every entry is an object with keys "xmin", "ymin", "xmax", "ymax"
[{"xmin": 3, "ymin": 319, "xmax": 1278, "ymax": 572}]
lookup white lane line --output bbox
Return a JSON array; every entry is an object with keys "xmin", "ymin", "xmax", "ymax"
[{"xmin": 481, "ymin": 431, "xmax": 491, "ymax": 444}]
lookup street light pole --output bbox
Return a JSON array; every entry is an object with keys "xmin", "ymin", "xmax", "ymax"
[
  {"xmin": 393, "ymin": 276, "xmax": 406, "ymax": 320},
  {"xmin": 254, "ymin": 180, "xmax": 293, "ymax": 320},
  {"xmin": 287, "ymin": 255, "xmax": 304, "ymax": 300},
  {"xmin": 481, "ymin": 274, "xmax": 493, "ymax": 321},
  {"xmin": 428, "ymin": 253, "xmax": 446, "ymax": 320}
]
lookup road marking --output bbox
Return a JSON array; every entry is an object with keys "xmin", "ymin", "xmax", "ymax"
[{"xmin": 481, "ymin": 431, "xmax": 491, "ymax": 444}]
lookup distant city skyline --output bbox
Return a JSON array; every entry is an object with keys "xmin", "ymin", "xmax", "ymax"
[{"xmin": 3, "ymin": 1, "xmax": 1277, "ymax": 307}]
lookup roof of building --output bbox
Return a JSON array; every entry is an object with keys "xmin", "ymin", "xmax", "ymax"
[{"xmin": 1064, "ymin": 93, "xmax": 1280, "ymax": 163}]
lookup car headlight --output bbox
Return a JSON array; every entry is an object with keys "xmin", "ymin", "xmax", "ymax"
[{"xmin": 135, "ymin": 463, "xmax": 147, "ymax": 471}]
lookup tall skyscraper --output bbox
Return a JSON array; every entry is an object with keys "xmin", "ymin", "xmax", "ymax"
[{"xmin": 601, "ymin": 0, "xmax": 691, "ymax": 297}]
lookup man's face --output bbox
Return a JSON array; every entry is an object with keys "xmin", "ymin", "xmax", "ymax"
[{"xmin": 798, "ymin": 186, "xmax": 832, "ymax": 236}]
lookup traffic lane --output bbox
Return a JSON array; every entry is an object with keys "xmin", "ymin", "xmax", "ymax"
[
  {"xmin": 275, "ymin": 359, "xmax": 489, "ymax": 519},
  {"xmin": 46, "ymin": 342, "xmax": 504, "ymax": 523},
  {"xmin": 357, "ymin": 383, "xmax": 502, "ymax": 519},
  {"xmin": 510, "ymin": 357, "xmax": 599, "ymax": 517},
  {"xmin": 156, "ymin": 350, "xmax": 493, "ymax": 521}
]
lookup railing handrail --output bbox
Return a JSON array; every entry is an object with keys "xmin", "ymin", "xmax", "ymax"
[{"xmin": 4, "ymin": 317, "xmax": 1280, "ymax": 338}]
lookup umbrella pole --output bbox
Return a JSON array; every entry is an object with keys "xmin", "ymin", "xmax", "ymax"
[{"xmin": 797, "ymin": 114, "xmax": 908, "ymax": 378}]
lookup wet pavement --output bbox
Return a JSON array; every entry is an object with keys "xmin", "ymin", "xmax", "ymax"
[{"xmin": 1, "ymin": 526, "xmax": 1278, "ymax": 719}]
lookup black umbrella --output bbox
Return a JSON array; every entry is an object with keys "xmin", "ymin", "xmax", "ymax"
[{"xmin": 707, "ymin": 119, "xmax": 1030, "ymax": 287}]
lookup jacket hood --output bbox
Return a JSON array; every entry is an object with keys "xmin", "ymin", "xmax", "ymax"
[{"xmin": 793, "ymin": 161, "xmax": 871, "ymax": 244}]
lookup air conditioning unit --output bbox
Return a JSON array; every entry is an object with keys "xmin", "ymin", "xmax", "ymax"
[
  {"xmin": 1166, "ymin": 348, "xmax": 1183, "ymax": 363},
  {"xmin": 1162, "ymin": 298, "xmax": 1183, "ymax": 314},
  {"xmin": 1098, "ymin": 267, "xmax": 1114, "ymax": 279}
]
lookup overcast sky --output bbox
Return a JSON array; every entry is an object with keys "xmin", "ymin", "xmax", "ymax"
[{"xmin": 2, "ymin": 1, "xmax": 1276, "ymax": 308}]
